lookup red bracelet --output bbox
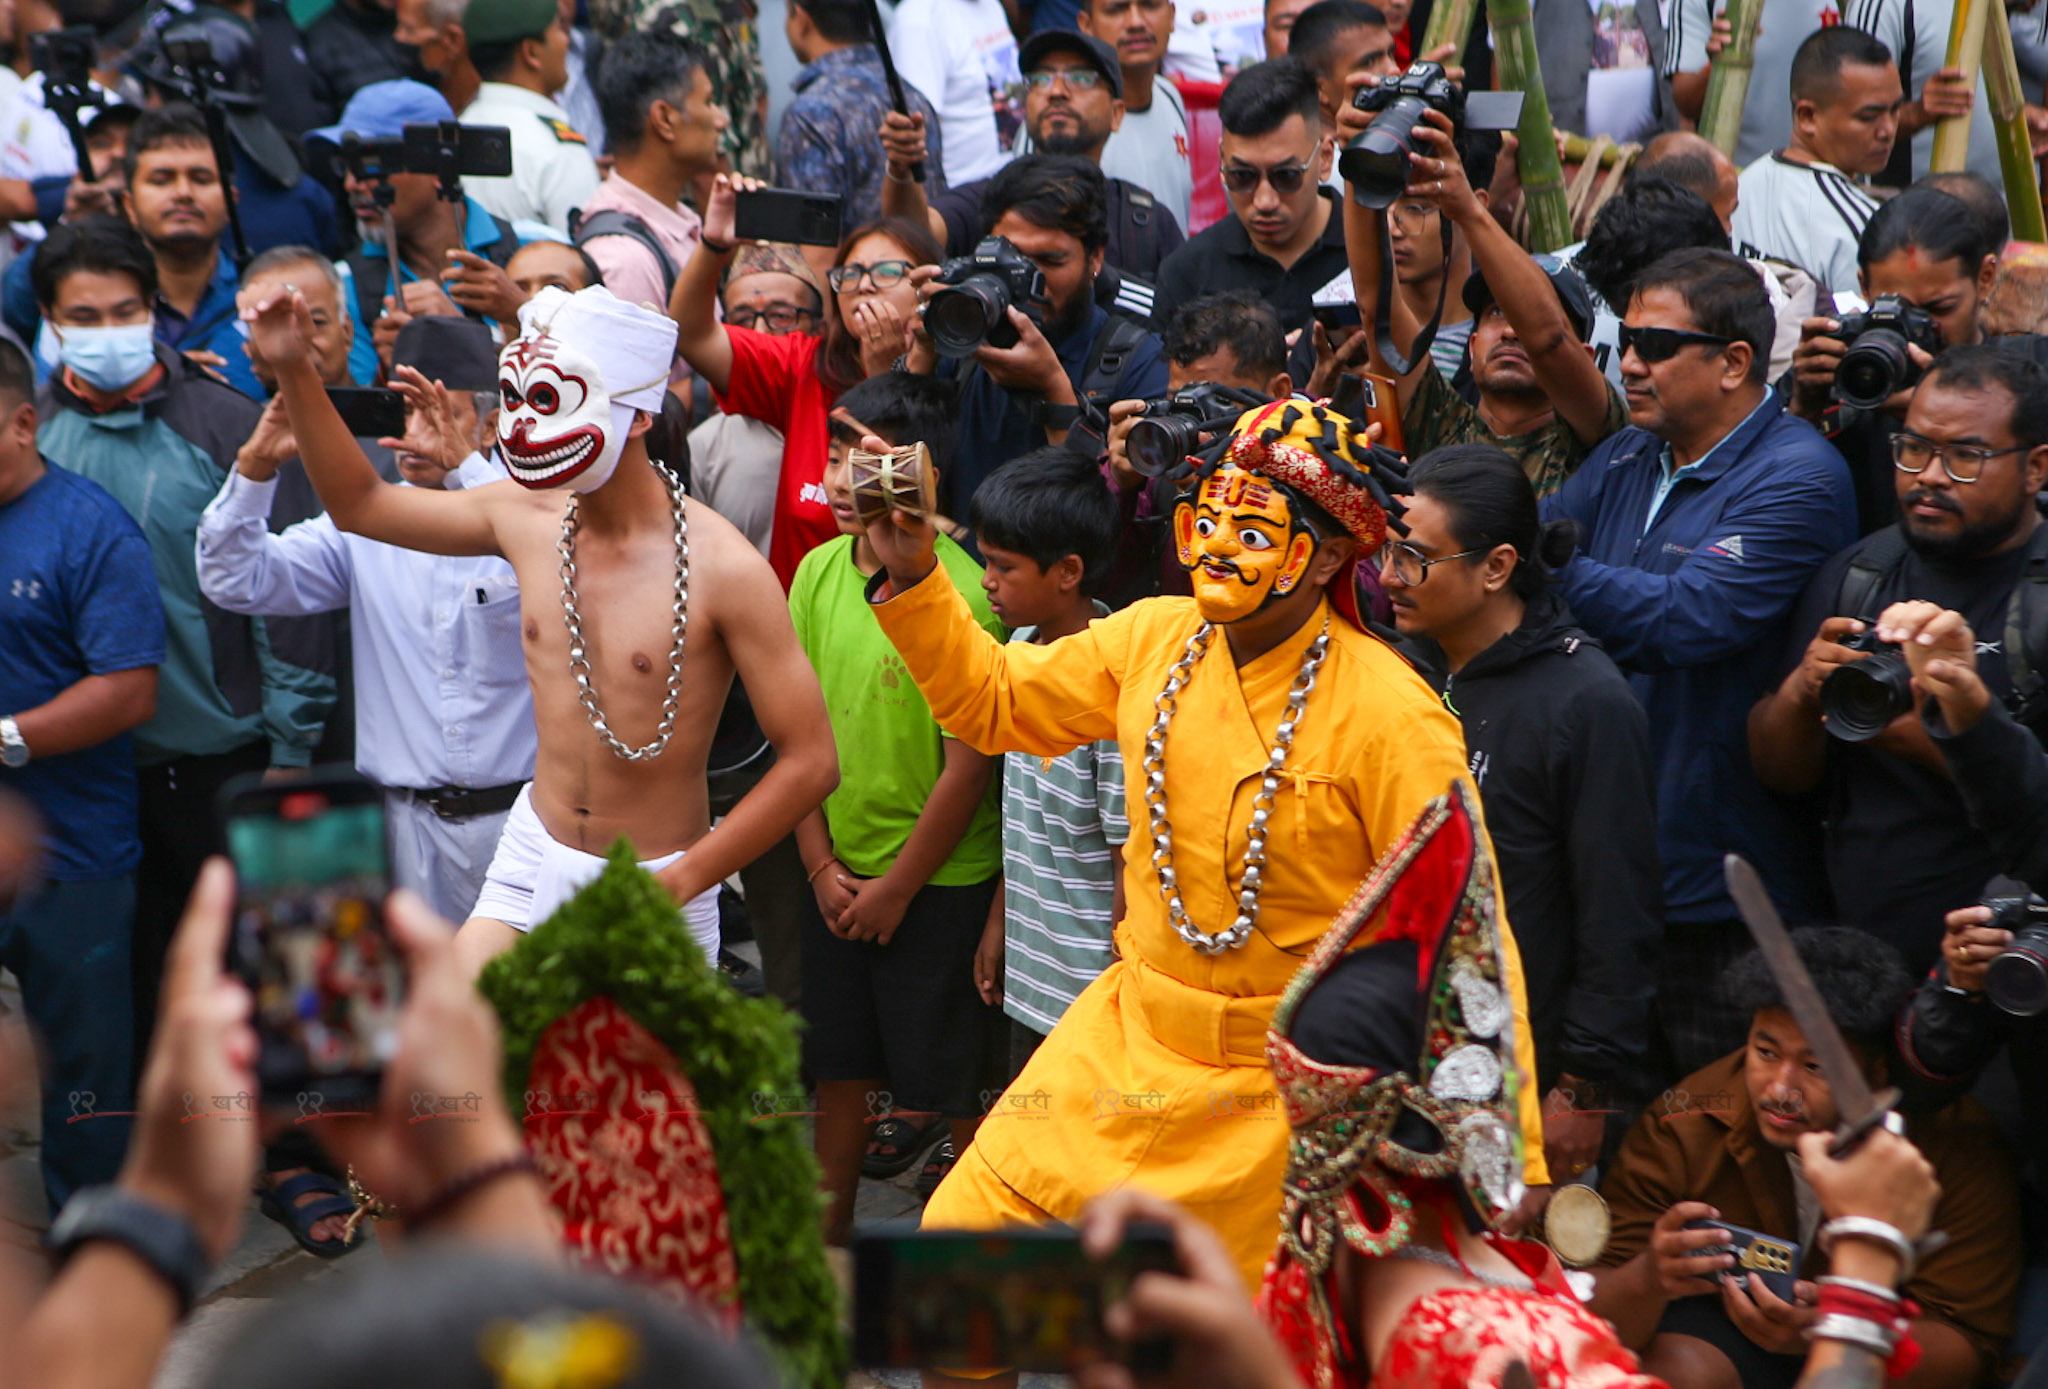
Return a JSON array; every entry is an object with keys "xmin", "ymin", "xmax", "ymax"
[
  {"xmin": 407, "ymin": 1152, "xmax": 539, "ymax": 1229},
  {"xmin": 1815, "ymin": 1284, "xmax": 1922, "ymax": 1378}
]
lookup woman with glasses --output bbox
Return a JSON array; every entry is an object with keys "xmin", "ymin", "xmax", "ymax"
[
  {"xmin": 1383, "ymin": 443, "xmax": 1662, "ymax": 1182},
  {"xmin": 672, "ymin": 170, "xmax": 941, "ymax": 588}
]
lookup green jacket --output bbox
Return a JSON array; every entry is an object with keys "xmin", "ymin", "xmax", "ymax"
[{"xmin": 39, "ymin": 346, "xmax": 336, "ymax": 767}]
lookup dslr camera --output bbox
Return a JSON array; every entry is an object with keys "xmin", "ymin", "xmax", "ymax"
[
  {"xmin": 1819, "ymin": 628, "xmax": 1914, "ymax": 743},
  {"xmin": 1125, "ymin": 384, "xmax": 1269, "ymax": 478},
  {"xmin": 1342, "ymin": 62, "xmax": 1524, "ymax": 210},
  {"xmin": 925, "ymin": 237, "xmax": 1048, "ymax": 356},
  {"xmin": 1833, "ymin": 294, "xmax": 1943, "ymax": 410},
  {"xmin": 1981, "ymin": 894, "xmax": 2048, "ymax": 1017}
]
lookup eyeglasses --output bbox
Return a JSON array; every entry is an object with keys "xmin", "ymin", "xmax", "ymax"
[
  {"xmin": 828, "ymin": 259, "xmax": 911, "ymax": 291},
  {"xmin": 1023, "ymin": 66, "xmax": 1106, "ymax": 90},
  {"xmin": 1377, "ymin": 540, "xmax": 1487, "ymax": 586},
  {"xmin": 1387, "ymin": 200, "xmax": 1438, "ymax": 228},
  {"xmin": 725, "ymin": 303, "xmax": 818, "ymax": 332},
  {"xmin": 1220, "ymin": 162, "xmax": 1312, "ymax": 196},
  {"xmin": 1618, "ymin": 325, "xmax": 1734, "ymax": 363},
  {"xmin": 1890, "ymin": 430, "xmax": 2028, "ymax": 483}
]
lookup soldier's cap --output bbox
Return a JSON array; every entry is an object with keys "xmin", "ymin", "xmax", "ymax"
[
  {"xmin": 305, "ymin": 79, "xmax": 455, "ymax": 147},
  {"xmin": 1017, "ymin": 28, "xmax": 1124, "ymax": 100},
  {"xmin": 463, "ymin": 0, "xmax": 558, "ymax": 47},
  {"xmin": 1461, "ymin": 254, "xmax": 1595, "ymax": 344}
]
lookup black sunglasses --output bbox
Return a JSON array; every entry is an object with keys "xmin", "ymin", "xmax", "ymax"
[
  {"xmin": 1618, "ymin": 325, "xmax": 1734, "ymax": 363},
  {"xmin": 1220, "ymin": 162, "xmax": 1312, "ymax": 196}
]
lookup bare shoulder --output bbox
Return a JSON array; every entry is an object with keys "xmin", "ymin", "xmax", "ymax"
[{"xmin": 687, "ymin": 496, "xmax": 782, "ymax": 598}]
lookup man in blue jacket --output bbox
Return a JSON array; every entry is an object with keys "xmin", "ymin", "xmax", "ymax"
[{"xmin": 1544, "ymin": 247, "xmax": 1855, "ymax": 1079}]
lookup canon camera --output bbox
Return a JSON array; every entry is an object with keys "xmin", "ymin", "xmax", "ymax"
[
  {"xmin": 1342, "ymin": 62, "xmax": 1524, "ymax": 210},
  {"xmin": 924, "ymin": 237, "xmax": 1049, "ymax": 356}
]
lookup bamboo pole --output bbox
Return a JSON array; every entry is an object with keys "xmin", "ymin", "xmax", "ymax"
[
  {"xmin": 1560, "ymin": 131, "xmax": 1643, "ymax": 166},
  {"xmin": 1930, "ymin": 0, "xmax": 1990, "ymax": 171},
  {"xmin": 1486, "ymin": 0, "xmax": 1572, "ymax": 250},
  {"xmin": 1697, "ymin": 0, "xmax": 1764, "ymax": 156},
  {"xmin": 1980, "ymin": 10, "xmax": 2045, "ymax": 240},
  {"xmin": 1419, "ymin": 0, "xmax": 1481, "ymax": 61}
]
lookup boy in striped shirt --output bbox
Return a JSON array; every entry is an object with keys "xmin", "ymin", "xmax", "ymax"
[{"xmin": 967, "ymin": 447, "xmax": 1130, "ymax": 1076}]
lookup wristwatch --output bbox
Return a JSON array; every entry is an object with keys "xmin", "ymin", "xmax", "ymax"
[
  {"xmin": 0, "ymin": 716, "xmax": 27, "ymax": 768},
  {"xmin": 1033, "ymin": 400, "xmax": 1084, "ymax": 431},
  {"xmin": 46, "ymin": 1186, "xmax": 210, "ymax": 1316}
]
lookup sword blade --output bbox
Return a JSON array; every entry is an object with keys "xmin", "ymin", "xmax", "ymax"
[{"xmin": 1722, "ymin": 854, "xmax": 1881, "ymax": 1125}]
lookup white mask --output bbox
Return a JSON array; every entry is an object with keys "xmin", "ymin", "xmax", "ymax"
[{"xmin": 496, "ymin": 331, "xmax": 636, "ymax": 493}]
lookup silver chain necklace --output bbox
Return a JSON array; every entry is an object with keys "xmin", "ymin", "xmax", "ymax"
[
  {"xmin": 1387, "ymin": 1243, "xmax": 1533, "ymax": 1291},
  {"xmin": 1143, "ymin": 617, "xmax": 1329, "ymax": 954},
  {"xmin": 556, "ymin": 462, "xmax": 689, "ymax": 762}
]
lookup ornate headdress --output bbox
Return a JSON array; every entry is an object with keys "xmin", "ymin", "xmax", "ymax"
[{"xmin": 1257, "ymin": 781, "xmax": 1526, "ymax": 1389}]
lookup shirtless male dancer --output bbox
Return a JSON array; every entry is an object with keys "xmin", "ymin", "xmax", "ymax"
[{"xmin": 245, "ymin": 282, "xmax": 838, "ymax": 976}]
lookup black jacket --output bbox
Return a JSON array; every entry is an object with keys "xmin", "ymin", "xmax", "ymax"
[{"xmin": 1400, "ymin": 591, "xmax": 1662, "ymax": 1095}]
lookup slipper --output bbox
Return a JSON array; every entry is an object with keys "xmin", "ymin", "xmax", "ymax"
[
  {"xmin": 915, "ymin": 1139, "xmax": 958, "ymax": 1201},
  {"xmin": 861, "ymin": 1113, "xmax": 945, "ymax": 1179},
  {"xmin": 257, "ymin": 1170, "xmax": 361, "ymax": 1259}
]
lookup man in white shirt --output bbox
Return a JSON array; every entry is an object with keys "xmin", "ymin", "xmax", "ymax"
[
  {"xmin": 198, "ymin": 314, "xmax": 535, "ymax": 922},
  {"xmin": 1082, "ymin": 0, "xmax": 1195, "ymax": 228},
  {"xmin": 888, "ymin": 0, "xmax": 1023, "ymax": 183},
  {"xmin": 458, "ymin": 0, "xmax": 603, "ymax": 232},
  {"xmin": 1729, "ymin": 26, "xmax": 1895, "ymax": 297}
]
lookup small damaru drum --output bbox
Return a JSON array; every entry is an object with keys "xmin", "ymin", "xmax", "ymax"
[{"xmin": 846, "ymin": 442, "xmax": 939, "ymax": 528}]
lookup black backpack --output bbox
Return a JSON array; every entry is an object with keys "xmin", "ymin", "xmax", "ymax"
[
  {"xmin": 569, "ymin": 207, "xmax": 679, "ymax": 304},
  {"xmin": 1836, "ymin": 518, "xmax": 2048, "ymax": 723}
]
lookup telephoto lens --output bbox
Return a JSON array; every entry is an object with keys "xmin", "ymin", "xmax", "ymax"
[
  {"xmin": 925, "ymin": 277, "xmax": 1016, "ymax": 355},
  {"xmin": 1339, "ymin": 95, "xmax": 1430, "ymax": 210},
  {"xmin": 1982, "ymin": 896, "xmax": 2048, "ymax": 1016},
  {"xmin": 1126, "ymin": 414, "xmax": 1205, "ymax": 478}
]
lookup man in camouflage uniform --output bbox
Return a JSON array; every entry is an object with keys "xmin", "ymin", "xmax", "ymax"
[{"xmin": 588, "ymin": 0, "xmax": 770, "ymax": 176}]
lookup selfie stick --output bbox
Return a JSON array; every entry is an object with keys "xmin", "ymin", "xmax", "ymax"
[
  {"xmin": 39, "ymin": 63, "xmax": 97, "ymax": 180},
  {"xmin": 862, "ymin": 0, "xmax": 924, "ymax": 184},
  {"xmin": 167, "ymin": 44, "xmax": 251, "ymax": 268}
]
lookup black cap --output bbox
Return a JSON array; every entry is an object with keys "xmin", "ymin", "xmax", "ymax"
[
  {"xmin": 393, "ymin": 316, "xmax": 500, "ymax": 392},
  {"xmin": 1017, "ymin": 28, "xmax": 1124, "ymax": 100},
  {"xmin": 1461, "ymin": 255, "xmax": 1595, "ymax": 343}
]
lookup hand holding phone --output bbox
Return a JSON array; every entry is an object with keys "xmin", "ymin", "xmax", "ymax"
[
  {"xmin": 734, "ymin": 187, "xmax": 845, "ymax": 247},
  {"xmin": 1683, "ymin": 1218, "xmax": 1803, "ymax": 1303}
]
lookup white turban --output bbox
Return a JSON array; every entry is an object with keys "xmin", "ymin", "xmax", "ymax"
[{"xmin": 513, "ymin": 284, "xmax": 677, "ymax": 413}]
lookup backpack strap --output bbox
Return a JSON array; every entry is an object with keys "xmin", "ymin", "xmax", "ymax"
[
  {"xmin": 1834, "ymin": 524, "xmax": 1912, "ymax": 623},
  {"xmin": 571, "ymin": 207, "xmax": 680, "ymax": 303},
  {"xmin": 1079, "ymin": 312, "xmax": 1151, "ymax": 409},
  {"xmin": 2003, "ymin": 520, "xmax": 2048, "ymax": 721},
  {"xmin": 1114, "ymin": 179, "xmax": 1163, "ymax": 276}
]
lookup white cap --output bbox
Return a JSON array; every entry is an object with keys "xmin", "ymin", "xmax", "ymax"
[{"xmin": 512, "ymin": 284, "xmax": 678, "ymax": 413}]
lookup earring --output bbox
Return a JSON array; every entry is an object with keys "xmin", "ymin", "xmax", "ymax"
[{"xmin": 1276, "ymin": 576, "xmax": 1293, "ymax": 593}]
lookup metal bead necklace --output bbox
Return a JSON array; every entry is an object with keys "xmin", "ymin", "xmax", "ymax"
[
  {"xmin": 557, "ymin": 461, "xmax": 689, "ymax": 762},
  {"xmin": 1143, "ymin": 616, "xmax": 1330, "ymax": 954},
  {"xmin": 1386, "ymin": 1242, "xmax": 1534, "ymax": 1291}
]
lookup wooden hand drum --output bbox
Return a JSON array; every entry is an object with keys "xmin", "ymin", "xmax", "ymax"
[{"xmin": 846, "ymin": 441, "xmax": 938, "ymax": 527}]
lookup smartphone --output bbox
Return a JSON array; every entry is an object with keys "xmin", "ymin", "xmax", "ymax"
[
  {"xmin": 403, "ymin": 119, "xmax": 513, "ymax": 180},
  {"xmin": 327, "ymin": 386, "xmax": 406, "ymax": 440},
  {"xmin": 1683, "ymin": 1219, "xmax": 1802, "ymax": 1303},
  {"xmin": 1330, "ymin": 370, "xmax": 1406, "ymax": 454},
  {"xmin": 734, "ymin": 188, "xmax": 845, "ymax": 247},
  {"xmin": 852, "ymin": 1223, "xmax": 1178, "ymax": 1373},
  {"xmin": 221, "ymin": 769, "xmax": 400, "ymax": 1110}
]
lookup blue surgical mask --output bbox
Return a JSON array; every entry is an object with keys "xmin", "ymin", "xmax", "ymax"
[{"xmin": 55, "ymin": 322, "xmax": 158, "ymax": 392}]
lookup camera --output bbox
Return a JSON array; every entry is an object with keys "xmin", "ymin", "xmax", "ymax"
[
  {"xmin": 1820, "ymin": 629, "xmax": 1915, "ymax": 742},
  {"xmin": 335, "ymin": 121, "xmax": 513, "ymax": 202},
  {"xmin": 29, "ymin": 26, "xmax": 94, "ymax": 92},
  {"xmin": 1342, "ymin": 62, "xmax": 1525, "ymax": 210},
  {"xmin": 1834, "ymin": 295, "xmax": 1943, "ymax": 410},
  {"xmin": 1981, "ymin": 894, "xmax": 2048, "ymax": 1016},
  {"xmin": 1125, "ymin": 385, "xmax": 1267, "ymax": 478},
  {"xmin": 925, "ymin": 237, "xmax": 1048, "ymax": 356}
]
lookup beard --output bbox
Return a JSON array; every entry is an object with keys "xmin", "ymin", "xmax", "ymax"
[
  {"xmin": 1901, "ymin": 486, "xmax": 2028, "ymax": 561},
  {"xmin": 1042, "ymin": 285, "xmax": 1094, "ymax": 345},
  {"xmin": 1038, "ymin": 127, "xmax": 1099, "ymax": 156}
]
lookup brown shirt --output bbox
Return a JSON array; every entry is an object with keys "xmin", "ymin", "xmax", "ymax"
[
  {"xmin": 1400, "ymin": 362, "xmax": 1628, "ymax": 499},
  {"xmin": 1597, "ymin": 1051, "xmax": 2021, "ymax": 1366}
]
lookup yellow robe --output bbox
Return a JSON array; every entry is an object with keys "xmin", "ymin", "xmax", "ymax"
[{"xmin": 871, "ymin": 570, "xmax": 1550, "ymax": 1285}]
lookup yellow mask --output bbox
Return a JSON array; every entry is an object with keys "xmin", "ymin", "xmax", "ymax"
[{"xmin": 1174, "ymin": 466, "xmax": 1317, "ymax": 624}]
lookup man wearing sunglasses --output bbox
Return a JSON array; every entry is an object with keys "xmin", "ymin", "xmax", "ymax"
[
  {"xmin": 881, "ymin": 29, "xmax": 1186, "ymax": 291},
  {"xmin": 1542, "ymin": 246, "xmax": 1856, "ymax": 1076},
  {"xmin": 1750, "ymin": 344, "xmax": 2048, "ymax": 981},
  {"xmin": 1152, "ymin": 58, "xmax": 1350, "ymax": 348}
]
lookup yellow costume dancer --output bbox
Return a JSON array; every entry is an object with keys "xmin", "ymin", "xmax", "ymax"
[{"xmin": 861, "ymin": 401, "xmax": 1548, "ymax": 1284}]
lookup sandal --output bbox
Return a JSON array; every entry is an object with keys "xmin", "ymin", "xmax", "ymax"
[
  {"xmin": 915, "ymin": 1139, "xmax": 958, "ymax": 1201},
  {"xmin": 257, "ymin": 1169, "xmax": 361, "ymax": 1259},
  {"xmin": 861, "ymin": 1113, "xmax": 945, "ymax": 1178}
]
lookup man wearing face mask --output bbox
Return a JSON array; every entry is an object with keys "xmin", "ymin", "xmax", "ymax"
[
  {"xmin": 853, "ymin": 398, "xmax": 1551, "ymax": 1287},
  {"xmin": 246, "ymin": 279, "xmax": 840, "ymax": 979},
  {"xmin": 31, "ymin": 214, "xmax": 334, "ymax": 1076}
]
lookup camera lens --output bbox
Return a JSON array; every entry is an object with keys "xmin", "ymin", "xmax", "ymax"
[
  {"xmin": 1127, "ymin": 415, "xmax": 1203, "ymax": 478},
  {"xmin": 1986, "ymin": 934, "xmax": 2048, "ymax": 1016},
  {"xmin": 1836, "ymin": 329, "xmax": 1915, "ymax": 411},
  {"xmin": 1339, "ymin": 96, "xmax": 1428, "ymax": 209},
  {"xmin": 926, "ymin": 275, "xmax": 1015, "ymax": 357},
  {"xmin": 1819, "ymin": 650, "xmax": 1916, "ymax": 742}
]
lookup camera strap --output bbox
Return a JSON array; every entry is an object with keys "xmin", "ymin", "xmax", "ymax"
[
  {"xmin": 2003, "ymin": 522, "xmax": 2048, "ymax": 723},
  {"xmin": 1372, "ymin": 213, "xmax": 1455, "ymax": 378}
]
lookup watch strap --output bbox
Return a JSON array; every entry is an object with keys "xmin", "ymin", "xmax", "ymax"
[
  {"xmin": 47, "ymin": 1186, "xmax": 210, "ymax": 1316},
  {"xmin": 1034, "ymin": 400, "xmax": 1083, "ymax": 430}
]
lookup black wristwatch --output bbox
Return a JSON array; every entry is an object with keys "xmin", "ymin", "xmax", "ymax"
[
  {"xmin": 47, "ymin": 1186, "xmax": 210, "ymax": 1316},
  {"xmin": 1033, "ymin": 400, "xmax": 1083, "ymax": 431}
]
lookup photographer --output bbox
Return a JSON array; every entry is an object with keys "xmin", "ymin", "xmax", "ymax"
[
  {"xmin": 1748, "ymin": 345, "xmax": 2048, "ymax": 976},
  {"xmin": 1340, "ymin": 98, "xmax": 1626, "ymax": 499},
  {"xmin": 1789, "ymin": 186, "xmax": 1996, "ymax": 536},
  {"xmin": 909, "ymin": 153, "xmax": 1167, "ymax": 521}
]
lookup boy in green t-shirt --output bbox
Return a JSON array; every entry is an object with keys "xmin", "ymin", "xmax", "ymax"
[{"xmin": 788, "ymin": 373, "xmax": 1006, "ymax": 1241}]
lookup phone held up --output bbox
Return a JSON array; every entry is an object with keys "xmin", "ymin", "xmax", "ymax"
[
  {"xmin": 220, "ymin": 769, "xmax": 401, "ymax": 1111},
  {"xmin": 853, "ymin": 1222, "xmax": 1179, "ymax": 1374},
  {"xmin": 734, "ymin": 187, "xmax": 845, "ymax": 247},
  {"xmin": 327, "ymin": 387, "xmax": 407, "ymax": 441}
]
